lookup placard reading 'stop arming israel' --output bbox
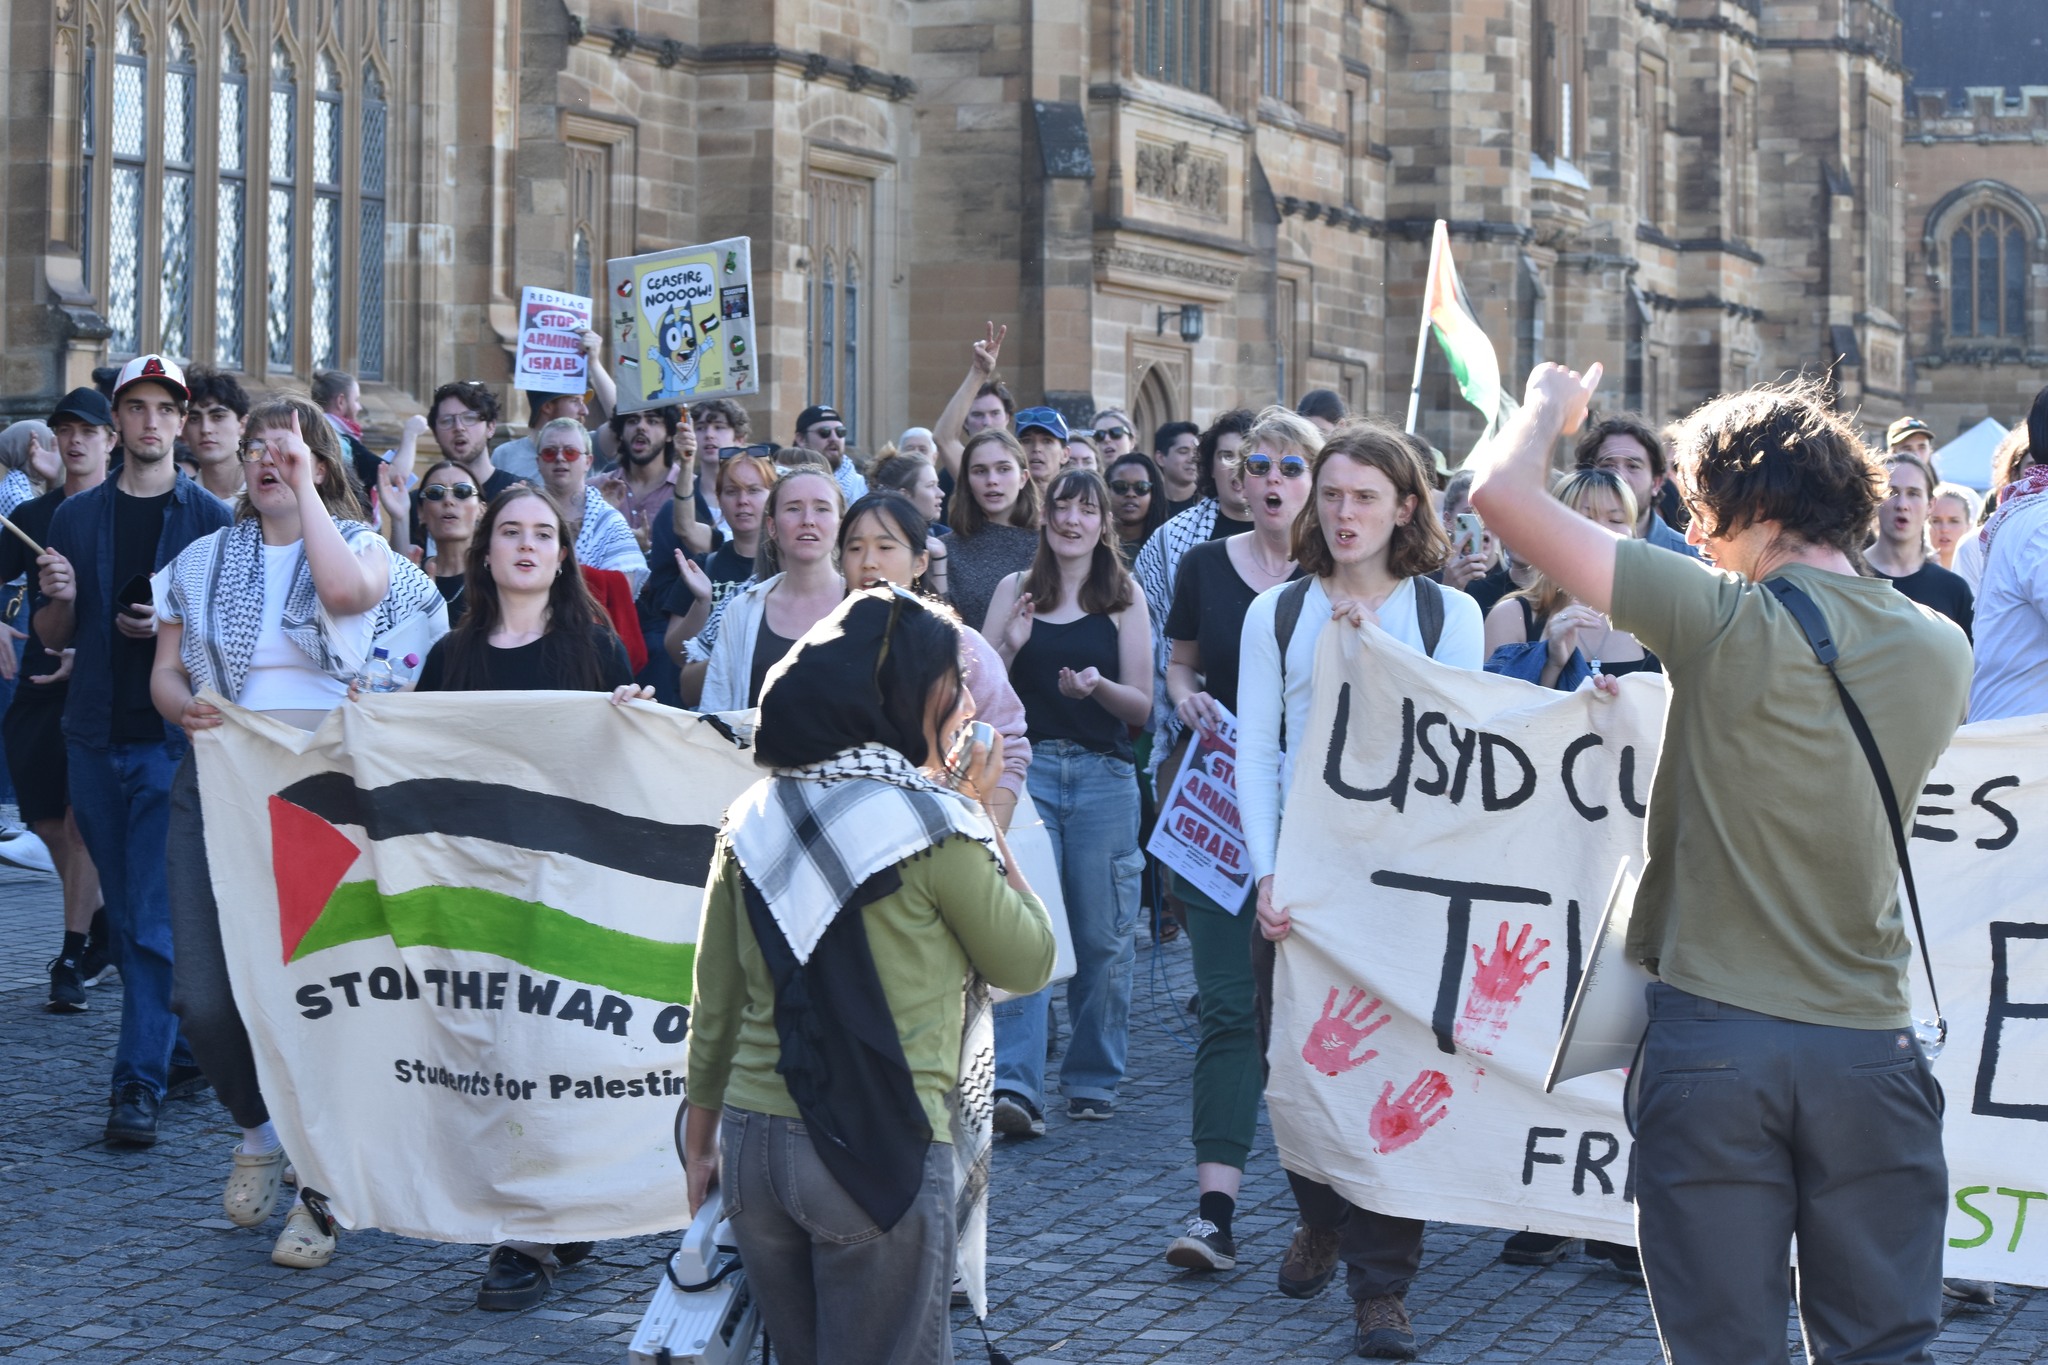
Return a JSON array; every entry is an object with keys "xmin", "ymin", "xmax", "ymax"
[{"xmin": 607, "ymin": 237, "xmax": 758, "ymax": 413}]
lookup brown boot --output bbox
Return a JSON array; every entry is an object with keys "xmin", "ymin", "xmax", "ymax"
[
  {"xmin": 1353, "ymin": 1293, "xmax": 1416, "ymax": 1360},
  {"xmin": 1277, "ymin": 1221, "xmax": 1341, "ymax": 1299}
]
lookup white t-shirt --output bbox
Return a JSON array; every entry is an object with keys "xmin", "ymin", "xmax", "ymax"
[
  {"xmin": 237, "ymin": 543, "xmax": 365, "ymax": 712},
  {"xmin": 1236, "ymin": 575, "xmax": 1485, "ymax": 881},
  {"xmin": 1953, "ymin": 529, "xmax": 1987, "ymax": 593},
  {"xmin": 1969, "ymin": 496, "xmax": 2048, "ymax": 722}
]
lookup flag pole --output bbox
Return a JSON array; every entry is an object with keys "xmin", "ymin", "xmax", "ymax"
[{"xmin": 1404, "ymin": 221, "xmax": 1445, "ymax": 435}]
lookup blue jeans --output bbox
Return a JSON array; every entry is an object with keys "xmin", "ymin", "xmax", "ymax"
[
  {"xmin": 68, "ymin": 736, "xmax": 191, "ymax": 1097},
  {"xmin": 994, "ymin": 741, "xmax": 1143, "ymax": 1106}
]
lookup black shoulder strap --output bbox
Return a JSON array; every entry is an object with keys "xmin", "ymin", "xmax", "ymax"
[
  {"xmin": 1273, "ymin": 577, "xmax": 1316, "ymax": 752},
  {"xmin": 1762, "ymin": 577, "xmax": 1944, "ymax": 1046},
  {"xmin": 1414, "ymin": 576, "xmax": 1446, "ymax": 657}
]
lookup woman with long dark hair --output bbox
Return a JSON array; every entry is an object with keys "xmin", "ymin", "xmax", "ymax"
[
  {"xmin": 414, "ymin": 486, "xmax": 641, "ymax": 697},
  {"xmin": 154, "ymin": 397, "xmax": 447, "ymax": 1272},
  {"xmin": 414, "ymin": 458, "xmax": 483, "ymax": 626},
  {"xmin": 683, "ymin": 589, "xmax": 1054, "ymax": 1364},
  {"xmin": 981, "ymin": 469, "xmax": 1151, "ymax": 1135},
  {"xmin": 1106, "ymin": 450, "xmax": 1165, "ymax": 567},
  {"xmin": 945, "ymin": 429, "xmax": 1040, "ymax": 632}
]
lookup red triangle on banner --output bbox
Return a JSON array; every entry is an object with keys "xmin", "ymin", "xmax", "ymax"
[{"xmin": 269, "ymin": 794, "xmax": 362, "ymax": 963}]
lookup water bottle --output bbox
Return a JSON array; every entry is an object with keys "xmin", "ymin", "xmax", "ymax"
[{"xmin": 364, "ymin": 646, "xmax": 400, "ymax": 694}]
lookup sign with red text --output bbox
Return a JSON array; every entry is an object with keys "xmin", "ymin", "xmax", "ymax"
[
  {"xmin": 1265, "ymin": 625, "xmax": 2048, "ymax": 1286},
  {"xmin": 513, "ymin": 287, "xmax": 593, "ymax": 394},
  {"xmin": 1147, "ymin": 706, "xmax": 1252, "ymax": 910}
]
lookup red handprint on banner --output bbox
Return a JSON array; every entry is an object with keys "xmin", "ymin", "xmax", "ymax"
[
  {"xmin": 1300, "ymin": 987, "xmax": 1391, "ymax": 1077},
  {"xmin": 1454, "ymin": 921, "xmax": 1552, "ymax": 1055},
  {"xmin": 1370, "ymin": 1069, "xmax": 1453, "ymax": 1154}
]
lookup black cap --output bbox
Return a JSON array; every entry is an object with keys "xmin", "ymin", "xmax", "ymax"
[
  {"xmin": 795, "ymin": 405, "xmax": 843, "ymax": 436},
  {"xmin": 49, "ymin": 387, "xmax": 114, "ymax": 429}
]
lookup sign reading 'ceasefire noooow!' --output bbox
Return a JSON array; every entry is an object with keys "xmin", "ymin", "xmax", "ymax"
[
  {"xmin": 195, "ymin": 694, "xmax": 759, "ymax": 1246},
  {"xmin": 1265, "ymin": 625, "xmax": 2048, "ymax": 1287}
]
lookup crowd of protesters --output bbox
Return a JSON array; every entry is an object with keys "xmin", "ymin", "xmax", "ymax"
[{"xmin": 9, "ymin": 313, "xmax": 2044, "ymax": 1363}]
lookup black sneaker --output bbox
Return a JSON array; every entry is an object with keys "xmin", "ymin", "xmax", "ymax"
[
  {"xmin": 79, "ymin": 934, "xmax": 115, "ymax": 987},
  {"xmin": 991, "ymin": 1090, "xmax": 1045, "ymax": 1138},
  {"xmin": 1066, "ymin": 1096, "xmax": 1114, "ymax": 1121},
  {"xmin": 105, "ymin": 1083, "xmax": 160, "ymax": 1147},
  {"xmin": 477, "ymin": 1245, "xmax": 551, "ymax": 1312},
  {"xmin": 47, "ymin": 956, "xmax": 87, "ymax": 1013},
  {"xmin": 165, "ymin": 1064, "xmax": 213, "ymax": 1101},
  {"xmin": 1165, "ymin": 1215, "xmax": 1237, "ymax": 1270},
  {"xmin": 1501, "ymin": 1230, "xmax": 1577, "ymax": 1266},
  {"xmin": 1585, "ymin": 1240, "xmax": 1643, "ymax": 1281}
]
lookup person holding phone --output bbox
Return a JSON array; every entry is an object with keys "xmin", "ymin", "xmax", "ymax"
[{"xmin": 35, "ymin": 354, "xmax": 232, "ymax": 1148}]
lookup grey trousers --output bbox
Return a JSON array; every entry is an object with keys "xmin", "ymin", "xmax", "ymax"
[
  {"xmin": 1634, "ymin": 983, "xmax": 1946, "ymax": 1365},
  {"xmin": 721, "ymin": 1106, "xmax": 955, "ymax": 1365},
  {"xmin": 1286, "ymin": 1170, "xmax": 1426, "ymax": 1301},
  {"xmin": 166, "ymin": 752, "xmax": 270, "ymax": 1129}
]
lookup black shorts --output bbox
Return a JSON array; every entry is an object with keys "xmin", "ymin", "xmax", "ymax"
[{"xmin": 4, "ymin": 687, "xmax": 70, "ymax": 826}]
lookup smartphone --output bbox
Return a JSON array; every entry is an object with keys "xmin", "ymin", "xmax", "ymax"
[
  {"xmin": 116, "ymin": 573, "xmax": 153, "ymax": 613},
  {"xmin": 1454, "ymin": 512, "xmax": 1484, "ymax": 559},
  {"xmin": 943, "ymin": 721, "xmax": 997, "ymax": 789}
]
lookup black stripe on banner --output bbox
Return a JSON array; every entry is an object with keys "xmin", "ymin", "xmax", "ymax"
[{"xmin": 276, "ymin": 773, "xmax": 719, "ymax": 886}]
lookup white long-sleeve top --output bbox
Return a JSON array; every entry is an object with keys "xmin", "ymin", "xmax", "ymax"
[{"xmin": 1237, "ymin": 575, "xmax": 1485, "ymax": 882}]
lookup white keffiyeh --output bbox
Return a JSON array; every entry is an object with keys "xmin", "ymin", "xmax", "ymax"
[{"xmin": 576, "ymin": 485, "xmax": 650, "ymax": 594}]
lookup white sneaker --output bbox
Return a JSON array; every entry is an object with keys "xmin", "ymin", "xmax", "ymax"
[{"xmin": 0, "ymin": 830, "xmax": 55, "ymax": 874}]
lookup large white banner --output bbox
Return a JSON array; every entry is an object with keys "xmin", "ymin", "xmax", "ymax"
[{"xmin": 1267, "ymin": 626, "xmax": 2048, "ymax": 1286}]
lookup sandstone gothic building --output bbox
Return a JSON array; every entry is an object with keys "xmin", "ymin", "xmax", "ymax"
[{"xmin": 2, "ymin": 0, "xmax": 2041, "ymax": 460}]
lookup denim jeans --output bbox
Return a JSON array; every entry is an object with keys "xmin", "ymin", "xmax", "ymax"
[
  {"xmin": 720, "ymin": 1107, "xmax": 955, "ymax": 1365},
  {"xmin": 994, "ymin": 741, "xmax": 1143, "ymax": 1106},
  {"xmin": 68, "ymin": 736, "xmax": 190, "ymax": 1097}
]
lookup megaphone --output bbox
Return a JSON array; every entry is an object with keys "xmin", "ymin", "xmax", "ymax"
[{"xmin": 627, "ymin": 1183, "xmax": 761, "ymax": 1365}]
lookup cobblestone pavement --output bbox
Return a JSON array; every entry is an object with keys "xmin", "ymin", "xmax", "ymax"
[{"xmin": 0, "ymin": 860, "xmax": 2040, "ymax": 1363}]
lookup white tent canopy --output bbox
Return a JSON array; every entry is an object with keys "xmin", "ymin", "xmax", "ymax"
[{"xmin": 1932, "ymin": 417, "xmax": 2008, "ymax": 491}]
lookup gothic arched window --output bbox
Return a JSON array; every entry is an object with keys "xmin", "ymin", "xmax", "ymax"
[{"xmin": 1950, "ymin": 205, "xmax": 2028, "ymax": 339}]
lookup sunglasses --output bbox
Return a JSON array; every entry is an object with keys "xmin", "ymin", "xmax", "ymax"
[
  {"xmin": 1109, "ymin": 479, "xmax": 1152, "ymax": 497},
  {"xmin": 1241, "ymin": 453, "xmax": 1309, "ymax": 479},
  {"xmin": 808, "ymin": 426, "xmax": 848, "ymax": 440},
  {"xmin": 1094, "ymin": 427, "xmax": 1131, "ymax": 442},
  {"xmin": 421, "ymin": 482, "xmax": 479, "ymax": 502},
  {"xmin": 536, "ymin": 446, "xmax": 585, "ymax": 463},
  {"xmin": 718, "ymin": 443, "xmax": 779, "ymax": 461}
]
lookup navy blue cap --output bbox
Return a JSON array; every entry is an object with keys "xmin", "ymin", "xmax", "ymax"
[
  {"xmin": 1014, "ymin": 406, "xmax": 1069, "ymax": 442},
  {"xmin": 49, "ymin": 387, "xmax": 114, "ymax": 429}
]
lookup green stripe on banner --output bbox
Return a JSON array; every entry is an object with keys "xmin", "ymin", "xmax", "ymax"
[{"xmin": 292, "ymin": 881, "xmax": 694, "ymax": 1005}]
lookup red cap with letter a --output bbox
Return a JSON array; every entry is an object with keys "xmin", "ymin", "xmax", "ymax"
[{"xmin": 112, "ymin": 353, "xmax": 190, "ymax": 404}]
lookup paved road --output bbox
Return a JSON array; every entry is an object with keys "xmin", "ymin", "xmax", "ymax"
[{"xmin": 0, "ymin": 861, "xmax": 2038, "ymax": 1363}]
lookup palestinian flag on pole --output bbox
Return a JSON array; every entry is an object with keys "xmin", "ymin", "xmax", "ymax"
[
  {"xmin": 1421, "ymin": 219, "xmax": 1517, "ymax": 436},
  {"xmin": 195, "ymin": 694, "xmax": 758, "ymax": 1245}
]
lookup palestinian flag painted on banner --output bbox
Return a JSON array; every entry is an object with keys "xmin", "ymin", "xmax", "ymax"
[
  {"xmin": 1422, "ymin": 219, "xmax": 1517, "ymax": 435},
  {"xmin": 196, "ymin": 694, "xmax": 758, "ymax": 1245}
]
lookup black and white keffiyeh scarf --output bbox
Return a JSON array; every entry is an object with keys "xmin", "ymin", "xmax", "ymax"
[{"xmin": 723, "ymin": 740, "xmax": 1001, "ymax": 1316}]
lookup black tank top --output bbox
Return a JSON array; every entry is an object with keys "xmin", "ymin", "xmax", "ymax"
[{"xmin": 1009, "ymin": 613, "xmax": 1131, "ymax": 759}]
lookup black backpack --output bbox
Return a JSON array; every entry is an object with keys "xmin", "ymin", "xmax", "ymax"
[{"xmin": 1272, "ymin": 575, "xmax": 1445, "ymax": 750}]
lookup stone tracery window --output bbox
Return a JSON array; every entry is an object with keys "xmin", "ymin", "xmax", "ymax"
[{"xmin": 1949, "ymin": 205, "xmax": 2028, "ymax": 340}]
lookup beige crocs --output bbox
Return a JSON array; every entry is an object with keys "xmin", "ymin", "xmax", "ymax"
[
  {"xmin": 223, "ymin": 1148, "xmax": 287, "ymax": 1227},
  {"xmin": 271, "ymin": 1197, "xmax": 336, "ymax": 1268}
]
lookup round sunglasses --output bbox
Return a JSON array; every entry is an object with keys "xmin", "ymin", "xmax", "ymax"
[{"xmin": 421, "ymin": 482, "xmax": 480, "ymax": 502}]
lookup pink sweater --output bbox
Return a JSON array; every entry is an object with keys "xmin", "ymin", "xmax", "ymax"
[{"xmin": 961, "ymin": 625, "xmax": 1033, "ymax": 795}]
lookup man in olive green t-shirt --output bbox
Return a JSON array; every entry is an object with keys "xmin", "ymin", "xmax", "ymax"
[{"xmin": 1472, "ymin": 368, "xmax": 1969, "ymax": 1365}]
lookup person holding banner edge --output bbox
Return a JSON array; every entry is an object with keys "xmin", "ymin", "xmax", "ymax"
[
  {"xmin": 1239, "ymin": 419, "xmax": 1482, "ymax": 1360},
  {"xmin": 1468, "ymin": 364, "xmax": 1970, "ymax": 1365},
  {"xmin": 1158, "ymin": 406, "xmax": 1314, "ymax": 1274}
]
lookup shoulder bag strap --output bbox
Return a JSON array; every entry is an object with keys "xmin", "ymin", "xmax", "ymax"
[
  {"xmin": 1762, "ymin": 577, "xmax": 1944, "ymax": 1047},
  {"xmin": 1273, "ymin": 577, "xmax": 1316, "ymax": 752},
  {"xmin": 1415, "ymin": 576, "xmax": 1446, "ymax": 657}
]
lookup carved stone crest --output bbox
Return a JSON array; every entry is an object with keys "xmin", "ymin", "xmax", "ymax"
[{"xmin": 1134, "ymin": 140, "xmax": 1226, "ymax": 217}]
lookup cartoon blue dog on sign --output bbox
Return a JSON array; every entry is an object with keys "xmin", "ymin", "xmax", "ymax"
[{"xmin": 647, "ymin": 303, "xmax": 704, "ymax": 400}]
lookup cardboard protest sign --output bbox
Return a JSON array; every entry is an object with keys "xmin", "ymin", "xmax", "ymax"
[
  {"xmin": 195, "ymin": 694, "xmax": 753, "ymax": 1245},
  {"xmin": 512, "ymin": 287, "xmax": 593, "ymax": 395},
  {"xmin": 1146, "ymin": 707, "xmax": 1253, "ymax": 909},
  {"xmin": 607, "ymin": 237, "xmax": 758, "ymax": 413},
  {"xmin": 1265, "ymin": 625, "xmax": 2048, "ymax": 1286}
]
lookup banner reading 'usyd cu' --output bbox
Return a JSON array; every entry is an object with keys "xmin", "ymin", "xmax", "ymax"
[
  {"xmin": 1267, "ymin": 625, "xmax": 2048, "ymax": 1287},
  {"xmin": 193, "ymin": 693, "xmax": 757, "ymax": 1246}
]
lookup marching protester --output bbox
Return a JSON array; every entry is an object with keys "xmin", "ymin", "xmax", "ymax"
[
  {"xmin": 931, "ymin": 322, "xmax": 1012, "ymax": 482},
  {"xmin": 404, "ymin": 381, "xmax": 524, "ymax": 552},
  {"xmin": 1867, "ymin": 452, "xmax": 1974, "ymax": 637},
  {"xmin": 0, "ymin": 419, "xmax": 54, "ymax": 511},
  {"xmin": 36, "ymin": 355, "xmax": 233, "ymax": 1147},
  {"xmin": 1296, "ymin": 389, "xmax": 1348, "ymax": 434},
  {"xmin": 1482, "ymin": 468, "xmax": 1659, "ymax": 693},
  {"xmin": 791, "ymin": 404, "xmax": 867, "ymax": 504},
  {"xmin": 840, "ymin": 491, "xmax": 1029, "ymax": 829},
  {"xmin": 1437, "ymin": 469, "xmax": 1509, "ymax": 612},
  {"xmin": 492, "ymin": 331, "xmax": 613, "ymax": 480},
  {"xmin": 690, "ymin": 397, "xmax": 754, "ymax": 470},
  {"xmin": 1928, "ymin": 483, "xmax": 1982, "ymax": 572},
  {"xmin": 1157, "ymin": 411, "xmax": 1312, "ymax": 1273},
  {"xmin": 1064, "ymin": 431, "xmax": 1101, "ymax": 473},
  {"xmin": 661, "ymin": 449, "xmax": 774, "ymax": 674},
  {"xmin": 1107, "ymin": 451, "xmax": 1164, "ymax": 567},
  {"xmin": 1970, "ymin": 384, "xmax": 2048, "ymax": 722},
  {"xmin": 696, "ymin": 465, "xmax": 845, "ymax": 711},
  {"xmin": 682, "ymin": 587, "xmax": 1054, "ymax": 1365},
  {"xmin": 411, "ymin": 460, "xmax": 485, "ymax": 626},
  {"xmin": 1470, "ymin": 364, "xmax": 1970, "ymax": 1365},
  {"xmin": 944, "ymin": 429, "xmax": 1042, "ymax": 633},
  {"xmin": 1153, "ymin": 421, "xmax": 1204, "ymax": 516},
  {"xmin": 154, "ymin": 396, "xmax": 446, "ymax": 1269},
  {"xmin": 592, "ymin": 405, "xmax": 687, "ymax": 554},
  {"xmin": 1887, "ymin": 414, "xmax": 1938, "ymax": 468},
  {"xmin": 1091, "ymin": 409, "xmax": 1138, "ymax": 464},
  {"xmin": 1014, "ymin": 407, "xmax": 1071, "ymax": 495},
  {"xmin": 1575, "ymin": 413, "xmax": 1699, "ymax": 558},
  {"xmin": 871, "ymin": 451, "xmax": 950, "ymax": 533},
  {"xmin": 982, "ymin": 469, "xmax": 1153, "ymax": 1134},
  {"xmin": 1952, "ymin": 424, "xmax": 2030, "ymax": 591},
  {"xmin": 311, "ymin": 368, "xmax": 379, "ymax": 495},
  {"xmin": 894, "ymin": 427, "xmax": 939, "ymax": 463},
  {"xmin": 180, "ymin": 367, "xmax": 252, "ymax": 505},
  {"xmin": 532, "ymin": 418, "xmax": 650, "ymax": 594},
  {"xmin": 1239, "ymin": 418, "xmax": 1483, "ymax": 1359},
  {"xmin": 8, "ymin": 390, "xmax": 113, "ymax": 1011}
]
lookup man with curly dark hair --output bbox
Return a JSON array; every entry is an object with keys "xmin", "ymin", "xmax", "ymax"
[{"xmin": 1471, "ymin": 367, "xmax": 1970, "ymax": 1365}]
